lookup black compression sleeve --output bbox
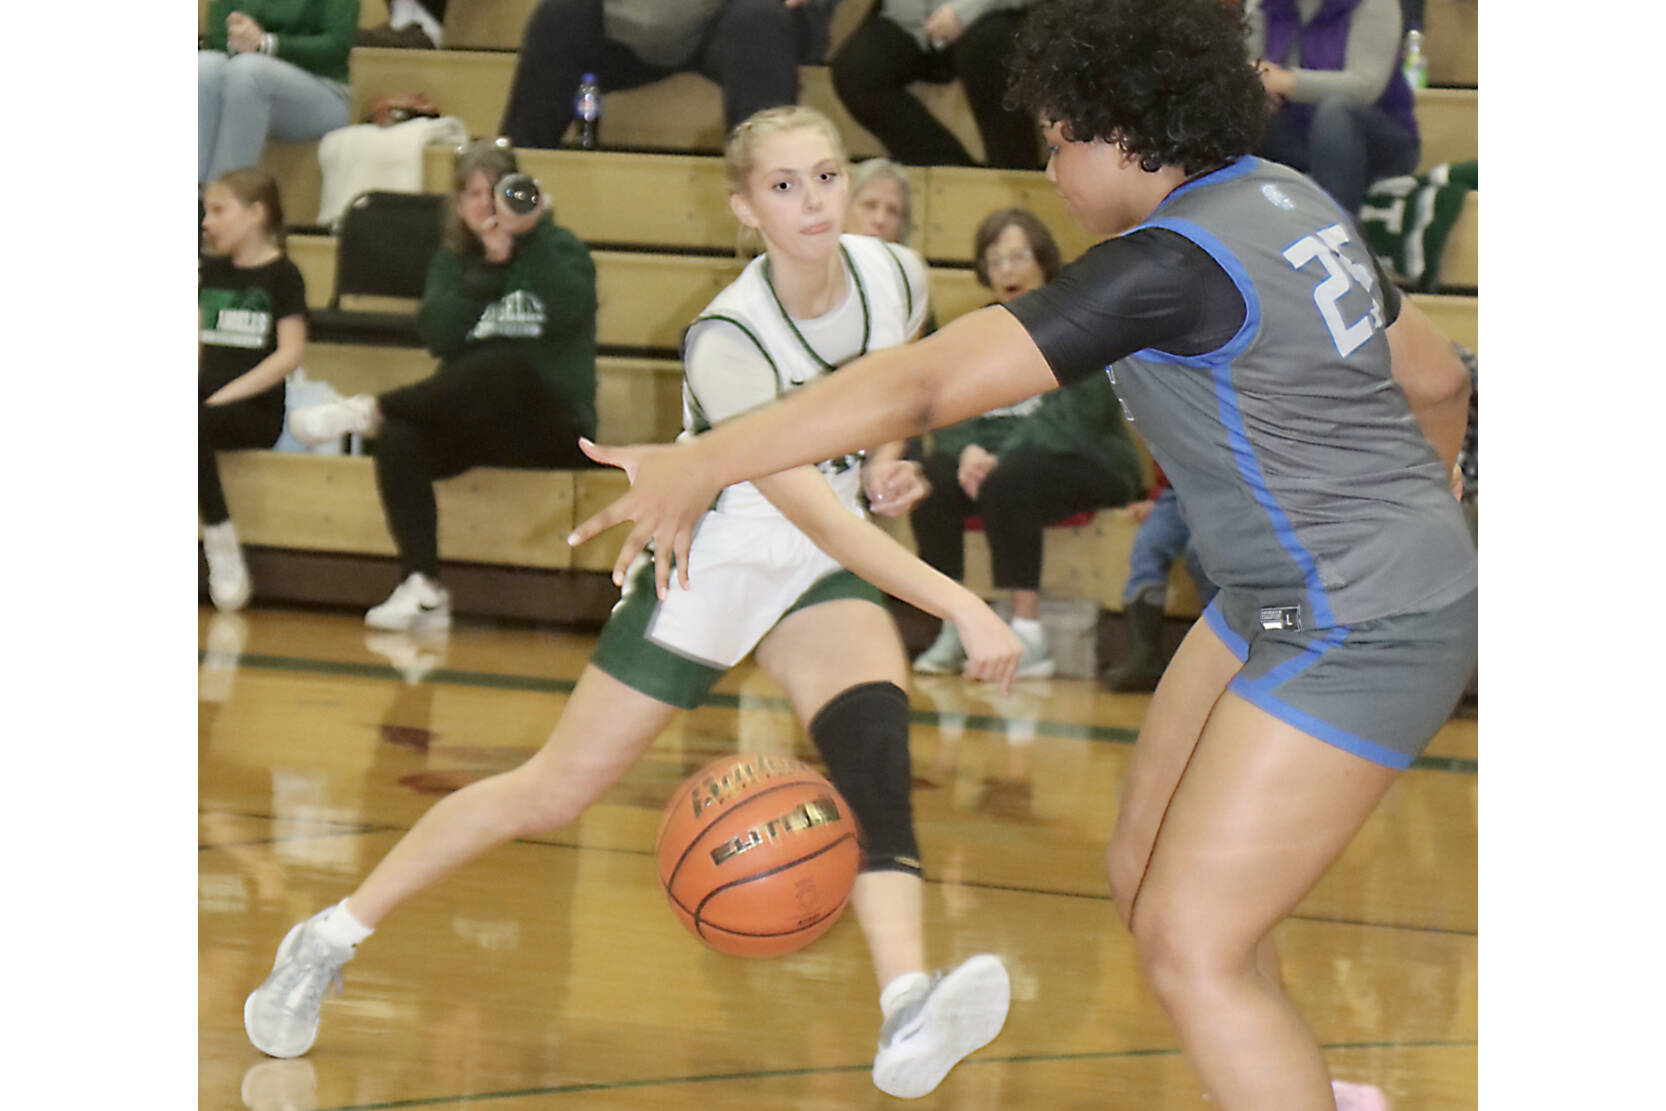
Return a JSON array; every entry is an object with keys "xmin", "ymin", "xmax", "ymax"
[{"xmin": 1002, "ymin": 228, "xmax": 1246, "ymax": 386}]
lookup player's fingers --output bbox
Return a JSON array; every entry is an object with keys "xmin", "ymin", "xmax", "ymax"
[
  {"xmin": 608, "ymin": 521, "xmax": 650, "ymax": 586},
  {"xmin": 570, "ymin": 495, "xmax": 628, "ymax": 548},
  {"xmin": 674, "ymin": 524, "xmax": 694, "ymax": 592}
]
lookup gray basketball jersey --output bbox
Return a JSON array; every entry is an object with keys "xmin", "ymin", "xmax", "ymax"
[{"xmin": 1109, "ymin": 158, "xmax": 1476, "ymax": 627}]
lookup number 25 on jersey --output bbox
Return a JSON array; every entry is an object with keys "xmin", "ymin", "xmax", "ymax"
[{"xmin": 1283, "ymin": 223, "xmax": 1385, "ymax": 358}]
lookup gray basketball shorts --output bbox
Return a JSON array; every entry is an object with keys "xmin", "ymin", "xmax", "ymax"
[{"xmin": 1202, "ymin": 587, "xmax": 1478, "ymax": 769}]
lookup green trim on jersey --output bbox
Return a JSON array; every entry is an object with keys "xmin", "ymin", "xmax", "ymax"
[
  {"xmin": 589, "ymin": 563, "xmax": 885, "ymax": 711},
  {"xmin": 879, "ymin": 241, "xmax": 913, "ymax": 322},
  {"xmin": 682, "ymin": 313, "xmax": 779, "ymax": 434},
  {"xmin": 762, "ymin": 243, "xmax": 871, "ymax": 372}
]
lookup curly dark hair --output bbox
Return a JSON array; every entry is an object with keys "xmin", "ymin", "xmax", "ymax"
[{"xmin": 1006, "ymin": 0, "xmax": 1268, "ymax": 176}]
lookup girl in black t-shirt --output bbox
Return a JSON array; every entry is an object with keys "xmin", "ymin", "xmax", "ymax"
[{"xmin": 199, "ymin": 169, "xmax": 308, "ymax": 611}]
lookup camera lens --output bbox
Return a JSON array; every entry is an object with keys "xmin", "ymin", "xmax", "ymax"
[{"xmin": 499, "ymin": 173, "xmax": 541, "ymax": 215}]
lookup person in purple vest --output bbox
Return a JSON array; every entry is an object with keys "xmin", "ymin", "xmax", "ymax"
[{"xmin": 1245, "ymin": 0, "xmax": 1419, "ymax": 215}]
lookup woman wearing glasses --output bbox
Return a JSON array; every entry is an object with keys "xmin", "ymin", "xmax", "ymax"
[{"xmin": 894, "ymin": 208, "xmax": 1142, "ymax": 677}]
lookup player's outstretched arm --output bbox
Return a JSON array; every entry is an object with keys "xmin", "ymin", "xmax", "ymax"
[
  {"xmin": 569, "ymin": 306, "xmax": 1058, "ymax": 597},
  {"xmin": 1386, "ymin": 298, "xmax": 1470, "ymax": 471},
  {"xmin": 751, "ymin": 465, "xmax": 1023, "ymax": 691}
]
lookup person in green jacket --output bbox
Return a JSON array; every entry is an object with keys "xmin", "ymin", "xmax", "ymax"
[
  {"xmin": 200, "ymin": 0, "xmax": 359, "ymax": 185},
  {"xmin": 288, "ymin": 140, "xmax": 600, "ymax": 631},
  {"xmin": 900, "ymin": 208, "xmax": 1142, "ymax": 677}
]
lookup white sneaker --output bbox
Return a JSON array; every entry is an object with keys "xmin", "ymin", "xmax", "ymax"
[
  {"xmin": 287, "ymin": 394, "xmax": 377, "ymax": 447},
  {"xmin": 365, "ymin": 572, "xmax": 451, "ymax": 632},
  {"xmin": 873, "ymin": 953, "xmax": 1011, "ymax": 1099},
  {"xmin": 202, "ymin": 520, "xmax": 251, "ymax": 612},
  {"xmin": 912, "ymin": 622, "xmax": 966, "ymax": 675},
  {"xmin": 1011, "ymin": 620, "xmax": 1055, "ymax": 679},
  {"xmin": 364, "ymin": 629, "xmax": 448, "ymax": 684},
  {"xmin": 244, "ymin": 913, "xmax": 355, "ymax": 1059}
]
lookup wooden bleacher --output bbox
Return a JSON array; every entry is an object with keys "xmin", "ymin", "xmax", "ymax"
[{"xmin": 212, "ymin": 0, "xmax": 1478, "ymax": 625}]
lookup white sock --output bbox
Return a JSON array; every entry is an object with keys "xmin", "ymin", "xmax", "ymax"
[
  {"xmin": 1010, "ymin": 616, "xmax": 1044, "ymax": 640},
  {"xmin": 879, "ymin": 971, "xmax": 931, "ymax": 1019},
  {"xmin": 314, "ymin": 899, "xmax": 374, "ymax": 948}
]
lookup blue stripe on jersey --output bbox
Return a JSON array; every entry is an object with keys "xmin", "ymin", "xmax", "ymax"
[
  {"xmin": 1244, "ymin": 624, "xmax": 1351, "ymax": 690},
  {"xmin": 1203, "ymin": 597, "xmax": 1250, "ymax": 661},
  {"xmin": 1132, "ymin": 216, "xmax": 1338, "ymax": 629},
  {"xmin": 1154, "ymin": 156, "xmax": 1261, "ymax": 212},
  {"xmin": 1227, "ymin": 676, "xmax": 1415, "ymax": 770}
]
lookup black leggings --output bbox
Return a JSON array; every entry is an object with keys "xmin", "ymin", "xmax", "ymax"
[
  {"xmin": 500, "ymin": 0, "xmax": 816, "ymax": 147},
  {"xmin": 373, "ymin": 345, "xmax": 589, "ymax": 579},
  {"xmin": 909, "ymin": 448, "xmax": 1136, "ymax": 591},
  {"xmin": 199, "ymin": 388, "xmax": 284, "ymax": 525},
  {"xmin": 830, "ymin": 10, "xmax": 1038, "ymax": 169}
]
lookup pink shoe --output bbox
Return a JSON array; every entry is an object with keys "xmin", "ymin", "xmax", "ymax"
[{"xmin": 1332, "ymin": 1079, "xmax": 1389, "ymax": 1111}]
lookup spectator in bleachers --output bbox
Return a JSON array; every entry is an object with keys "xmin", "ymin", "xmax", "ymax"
[
  {"xmin": 200, "ymin": 170, "xmax": 309, "ymax": 613},
  {"xmin": 899, "ymin": 209, "xmax": 1142, "ymax": 678},
  {"xmin": 286, "ymin": 140, "xmax": 599, "ymax": 632},
  {"xmin": 831, "ymin": 0, "xmax": 1040, "ymax": 170},
  {"xmin": 1244, "ymin": 0, "xmax": 1419, "ymax": 215},
  {"xmin": 359, "ymin": 0, "xmax": 447, "ymax": 49},
  {"xmin": 1099, "ymin": 464, "xmax": 1218, "ymax": 693},
  {"xmin": 199, "ymin": 0, "xmax": 358, "ymax": 186},
  {"xmin": 500, "ymin": 0, "xmax": 838, "ymax": 149},
  {"xmin": 845, "ymin": 158, "xmax": 914, "ymax": 244}
]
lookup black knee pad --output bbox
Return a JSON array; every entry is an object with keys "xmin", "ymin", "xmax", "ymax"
[{"xmin": 807, "ymin": 680, "xmax": 922, "ymax": 878}]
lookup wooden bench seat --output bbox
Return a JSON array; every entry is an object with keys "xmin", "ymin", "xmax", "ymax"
[
  {"xmin": 344, "ymin": 49, "xmax": 1476, "ymax": 170},
  {"xmin": 288, "ymin": 235, "xmax": 1477, "ymax": 352},
  {"xmin": 215, "ymin": 451, "xmax": 1201, "ymax": 614}
]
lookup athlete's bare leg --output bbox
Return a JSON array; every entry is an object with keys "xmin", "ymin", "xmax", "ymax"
[
  {"xmin": 346, "ymin": 665, "xmax": 680, "ymax": 926},
  {"xmin": 1130, "ymin": 693, "xmax": 1399, "ymax": 1110},
  {"xmin": 755, "ymin": 598, "xmax": 924, "ymax": 987}
]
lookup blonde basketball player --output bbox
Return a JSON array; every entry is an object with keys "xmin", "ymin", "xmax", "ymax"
[{"xmin": 245, "ymin": 106, "xmax": 1021, "ymax": 1100}]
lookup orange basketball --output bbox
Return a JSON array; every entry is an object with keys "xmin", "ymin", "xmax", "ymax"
[{"xmin": 655, "ymin": 753, "xmax": 860, "ymax": 958}]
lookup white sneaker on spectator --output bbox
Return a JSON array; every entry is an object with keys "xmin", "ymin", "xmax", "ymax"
[
  {"xmin": 202, "ymin": 520, "xmax": 252, "ymax": 612},
  {"xmin": 364, "ymin": 629, "xmax": 448, "ymax": 684},
  {"xmin": 288, "ymin": 394, "xmax": 378, "ymax": 447},
  {"xmin": 365, "ymin": 573, "xmax": 451, "ymax": 632},
  {"xmin": 872, "ymin": 954, "xmax": 1011, "ymax": 1098},
  {"xmin": 1010, "ymin": 620, "xmax": 1055, "ymax": 679},
  {"xmin": 912, "ymin": 623, "xmax": 966, "ymax": 675}
]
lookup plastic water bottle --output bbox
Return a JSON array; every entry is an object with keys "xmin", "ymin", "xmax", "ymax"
[
  {"xmin": 1402, "ymin": 29, "xmax": 1428, "ymax": 90},
  {"xmin": 574, "ymin": 73, "xmax": 601, "ymax": 150}
]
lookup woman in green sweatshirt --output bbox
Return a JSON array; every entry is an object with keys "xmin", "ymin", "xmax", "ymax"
[
  {"xmin": 288, "ymin": 140, "xmax": 600, "ymax": 631},
  {"xmin": 904, "ymin": 209, "xmax": 1142, "ymax": 677},
  {"xmin": 200, "ymin": 0, "xmax": 359, "ymax": 185}
]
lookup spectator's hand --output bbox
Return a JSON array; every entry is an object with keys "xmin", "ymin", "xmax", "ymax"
[
  {"xmin": 952, "ymin": 598, "xmax": 1023, "ymax": 692},
  {"xmin": 1127, "ymin": 498, "xmax": 1156, "ymax": 525},
  {"xmin": 782, "ymin": 0, "xmax": 808, "ymax": 7},
  {"xmin": 1257, "ymin": 61, "xmax": 1296, "ymax": 106},
  {"xmin": 478, "ymin": 215, "xmax": 515, "ymax": 263},
  {"xmin": 957, "ymin": 444, "xmax": 997, "ymax": 499},
  {"xmin": 493, "ymin": 181, "xmax": 548, "ymax": 239},
  {"xmin": 863, "ymin": 459, "xmax": 930, "ymax": 517},
  {"xmin": 924, "ymin": 4, "xmax": 966, "ymax": 47},
  {"xmin": 226, "ymin": 11, "xmax": 265, "ymax": 53},
  {"xmin": 1450, "ymin": 461, "xmax": 1464, "ymax": 501}
]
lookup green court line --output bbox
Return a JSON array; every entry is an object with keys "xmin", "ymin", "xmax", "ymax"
[
  {"xmin": 199, "ymin": 808, "xmax": 1478, "ymax": 938},
  {"xmin": 307, "ymin": 1038, "xmax": 1477, "ymax": 1110},
  {"xmin": 202, "ymin": 651, "xmax": 1479, "ymax": 775}
]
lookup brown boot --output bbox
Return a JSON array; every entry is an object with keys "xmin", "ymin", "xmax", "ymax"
[{"xmin": 1098, "ymin": 591, "xmax": 1167, "ymax": 692}]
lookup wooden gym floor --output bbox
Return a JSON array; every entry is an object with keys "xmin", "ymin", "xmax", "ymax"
[{"xmin": 199, "ymin": 605, "xmax": 1477, "ymax": 1110}]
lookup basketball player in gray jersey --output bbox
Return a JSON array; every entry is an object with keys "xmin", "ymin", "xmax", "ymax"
[{"xmin": 572, "ymin": 2, "xmax": 1473, "ymax": 1107}]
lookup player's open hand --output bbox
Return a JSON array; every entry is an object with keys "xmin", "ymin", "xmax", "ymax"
[
  {"xmin": 952, "ymin": 599, "xmax": 1023, "ymax": 693},
  {"xmin": 567, "ymin": 438, "xmax": 720, "ymax": 598}
]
